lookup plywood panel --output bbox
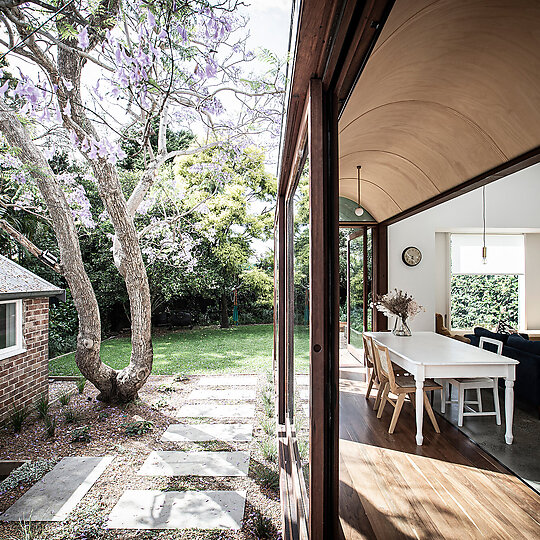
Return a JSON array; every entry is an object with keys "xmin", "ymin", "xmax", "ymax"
[{"xmin": 339, "ymin": 0, "xmax": 540, "ymax": 221}]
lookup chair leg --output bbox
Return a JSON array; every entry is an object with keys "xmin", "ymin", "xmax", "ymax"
[
  {"xmin": 374, "ymin": 383, "xmax": 384, "ymax": 411},
  {"xmin": 458, "ymin": 385, "xmax": 465, "ymax": 427},
  {"xmin": 408, "ymin": 392, "xmax": 415, "ymax": 408},
  {"xmin": 493, "ymin": 378, "xmax": 501, "ymax": 425},
  {"xmin": 476, "ymin": 388, "xmax": 483, "ymax": 412},
  {"xmin": 366, "ymin": 368, "xmax": 375, "ymax": 400},
  {"xmin": 424, "ymin": 392, "xmax": 441, "ymax": 433},
  {"xmin": 389, "ymin": 393, "xmax": 405, "ymax": 434},
  {"xmin": 377, "ymin": 383, "xmax": 389, "ymax": 418},
  {"xmin": 441, "ymin": 382, "xmax": 447, "ymax": 414}
]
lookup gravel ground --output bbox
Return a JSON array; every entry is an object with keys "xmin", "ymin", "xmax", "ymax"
[{"xmin": 0, "ymin": 374, "xmax": 281, "ymax": 540}]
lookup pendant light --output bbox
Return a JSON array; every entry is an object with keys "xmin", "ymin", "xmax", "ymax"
[
  {"xmin": 355, "ymin": 165, "xmax": 364, "ymax": 216},
  {"xmin": 482, "ymin": 186, "xmax": 487, "ymax": 264}
]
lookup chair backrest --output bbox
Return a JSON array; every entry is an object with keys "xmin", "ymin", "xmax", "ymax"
[
  {"xmin": 479, "ymin": 336, "xmax": 503, "ymax": 355},
  {"xmin": 362, "ymin": 334, "xmax": 374, "ymax": 368},
  {"xmin": 372, "ymin": 341, "xmax": 396, "ymax": 388}
]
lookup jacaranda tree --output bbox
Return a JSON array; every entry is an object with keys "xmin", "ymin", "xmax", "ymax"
[{"xmin": 0, "ymin": 0, "xmax": 283, "ymax": 400}]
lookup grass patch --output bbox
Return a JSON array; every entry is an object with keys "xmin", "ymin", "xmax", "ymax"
[{"xmin": 50, "ymin": 324, "xmax": 310, "ymax": 376}]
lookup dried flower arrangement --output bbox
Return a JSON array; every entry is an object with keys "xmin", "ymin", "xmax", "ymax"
[{"xmin": 373, "ymin": 289, "xmax": 424, "ymax": 336}]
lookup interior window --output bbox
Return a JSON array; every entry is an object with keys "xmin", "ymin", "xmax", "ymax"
[{"xmin": 450, "ymin": 234, "xmax": 524, "ymax": 329}]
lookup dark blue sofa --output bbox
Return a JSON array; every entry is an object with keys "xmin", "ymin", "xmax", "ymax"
[{"xmin": 464, "ymin": 327, "xmax": 540, "ymax": 416}]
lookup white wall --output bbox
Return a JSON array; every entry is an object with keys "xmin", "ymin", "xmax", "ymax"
[{"xmin": 388, "ymin": 163, "xmax": 540, "ymax": 331}]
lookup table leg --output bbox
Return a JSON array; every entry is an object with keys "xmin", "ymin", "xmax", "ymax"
[
  {"xmin": 505, "ymin": 379, "xmax": 514, "ymax": 444},
  {"xmin": 416, "ymin": 379, "xmax": 424, "ymax": 445}
]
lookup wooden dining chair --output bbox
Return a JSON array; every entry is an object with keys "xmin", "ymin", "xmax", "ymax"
[
  {"xmin": 372, "ymin": 342, "xmax": 442, "ymax": 434},
  {"xmin": 362, "ymin": 334, "xmax": 378, "ymax": 403}
]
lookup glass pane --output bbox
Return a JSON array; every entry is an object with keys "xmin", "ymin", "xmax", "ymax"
[
  {"xmin": 292, "ymin": 169, "xmax": 310, "ymax": 507},
  {"xmin": 451, "ymin": 274, "xmax": 519, "ymax": 329},
  {"xmin": 0, "ymin": 303, "xmax": 16, "ymax": 350},
  {"xmin": 349, "ymin": 233, "xmax": 364, "ymax": 349}
]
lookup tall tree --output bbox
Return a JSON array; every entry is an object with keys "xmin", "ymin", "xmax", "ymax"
[{"xmin": 0, "ymin": 0, "xmax": 283, "ymax": 400}]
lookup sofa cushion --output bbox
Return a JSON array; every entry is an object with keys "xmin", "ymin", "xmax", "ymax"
[
  {"xmin": 473, "ymin": 327, "xmax": 509, "ymax": 344},
  {"xmin": 507, "ymin": 333, "xmax": 540, "ymax": 357}
]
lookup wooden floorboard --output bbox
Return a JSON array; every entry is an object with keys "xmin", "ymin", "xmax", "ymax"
[{"xmin": 339, "ymin": 365, "xmax": 540, "ymax": 539}]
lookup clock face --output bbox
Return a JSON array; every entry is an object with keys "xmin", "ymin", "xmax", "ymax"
[{"xmin": 402, "ymin": 246, "xmax": 422, "ymax": 267}]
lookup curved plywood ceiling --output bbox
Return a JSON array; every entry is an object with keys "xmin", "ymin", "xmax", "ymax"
[{"xmin": 339, "ymin": 0, "xmax": 540, "ymax": 222}]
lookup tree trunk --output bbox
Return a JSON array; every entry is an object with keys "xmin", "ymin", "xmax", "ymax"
[
  {"xmin": 220, "ymin": 292, "xmax": 230, "ymax": 328},
  {"xmin": 0, "ymin": 100, "xmax": 117, "ymax": 399}
]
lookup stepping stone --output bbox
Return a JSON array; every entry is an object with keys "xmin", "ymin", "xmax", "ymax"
[
  {"xmin": 297, "ymin": 374, "xmax": 309, "ymax": 386},
  {"xmin": 298, "ymin": 388, "xmax": 309, "ymax": 400},
  {"xmin": 198, "ymin": 375, "xmax": 257, "ymax": 386},
  {"xmin": 177, "ymin": 403, "xmax": 255, "ymax": 418},
  {"xmin": 0, "ymin": 456, "xmax": 113, "ymax": 522},
  {"xmin": 107, "ymin": 490, "xmax": 246, "ymax": 530},
  {"xmin": 138, "ymin": 451, "xmax": 250, "ymax": 477},
  {"xmin": 188, "ymin": 388, "xmax": 256, "ymax": 401},
  {"xmin": 161, "ymin": 424, "xmax": 253, "ymax": 442}
]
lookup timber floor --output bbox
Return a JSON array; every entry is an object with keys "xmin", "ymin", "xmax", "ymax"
[{"xmin": 338, "ymin": 362, "xmax": 540, "ymax": 540}]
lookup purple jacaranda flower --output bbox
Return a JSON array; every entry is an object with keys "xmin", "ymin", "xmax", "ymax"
[
  {"xmin": 78, "ymin": 27, "xmax": 89, "ymax": 50},
  {"xmin": 63, "ymin": 101, "xmax": 71, "ymax": 116},
  {"xmin": 157, "ymin": 28, "xmax": 168, "ymax": 41},
  {"xmin": 114, "ymin": 144, "xmax": 127, "ymax": 160},
  {"xmin": 55, "ymin": 105, "xmax": 62, "ymax": 122},
  {"xmin": 81, "ymin": 138, "xmax": 90, "ymax": 152},
  {"xmin": 43, "ymin": 146, "xmax": 55, "ymax": 160},
  {"xmin": 11, "ymin": 171, "xmax": 26, "ymax": 184},
  {"xmin": 107, "ymin": 153, "xmax": 118, "ymax": 165},
  {"xmin": 205, "ymin": 58, "xmax": 217, "ymax": 78},
  {"xmin": 147, "ymin": 10, "xmax": 156, "ymax": 28},
  {"xmin": 97, "ymin": 139, "xmax": 109, "ymax": 158},
  {"xmin": 0, "ymin": 81, "xmax": 9, "ymax": 97},
  {"xmin": 88, "ymin": 142, "xmax": 99, "ymax": 160},
  {"xmin": 62, "ymin": 77, "xmax": 74, "ymax": 91},
  {"xmin": 116, "ymin": 68, "xmax": 129, "ymax": 88},
  {"xmin": 176, "ymin": 25, "xmax": 188, "ymax": 43},
  {"xmin": 69, "ymin": 130, "xmax": 79, "ymax": 147}
]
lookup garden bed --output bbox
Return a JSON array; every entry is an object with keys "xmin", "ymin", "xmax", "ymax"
[{"xmin": 0, "ymin": 374, "xmax": 281, "ymax": 539}]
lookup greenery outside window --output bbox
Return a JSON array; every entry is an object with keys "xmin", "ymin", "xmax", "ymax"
[
  {"xmin": 450, "ymin": 234, "xmax": 525, "ymax": 330},
  {"xmin": 0, "ymin": 299, "xmax": 24, "ymax": 360}
]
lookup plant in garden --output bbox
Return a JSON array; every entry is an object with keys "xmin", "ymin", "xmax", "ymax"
[
  {"xmin": 76, "ymin": 376, "xmax": 86, "ymax": 394},
  {"xmin": 259, "ymin": 438, "xmax": 277, "ymax": 463},
  {"xmin": 9, "ymin": 404, "xmax": 28, "ymax": 432},
  {"xmin": 261, "ymin": 387, "xmax": 274, "ymax": 418},
  {"xmin": 69, "ymin": 425, "xmax": 91, "ymax": 443},
  {"xmin": 44, "ymin": 415, "xmax": 57, "ymax": 439},
  {"xmin": 58, "ymin": 392, "xmax": 71, "ymax": 406},
  {"xmin": 63, "ymin": 407, "xmax": 79, "ymax": 424},
  {"xmin": 261, "ymin": 418, "xmax": 275, "ymax": 436},
  {"xmin": 252, "ymin": 464, "xmax": 279, "ymax": 492},
  {"xmin": 174, "ymin": 373, "xmax": 189, "ymax": 382},
  {"xmin": 249, "ymin": 510, "xmax": 276, "ymax": 539},
  {"xmin": 121, "ymin": 419, "xmax": 153, "ymax": 436},
  {"xmin": 35, "ymin": 394, "xmax": 50, "ymax": 419},
  {"xmin": 97, "ymin": 410, "xmax": 110, "ymax": 421},
  {"xmin": 0, "ymin": 0, "xmax": 284, "ymax": 402}
]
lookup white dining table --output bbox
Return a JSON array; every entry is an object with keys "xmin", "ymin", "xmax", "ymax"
[{"xmin": 364, "ymin": 331, "xmax": 518, "ymax": 445}]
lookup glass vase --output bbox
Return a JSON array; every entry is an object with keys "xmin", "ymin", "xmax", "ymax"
[{"xmin": 393, "ymin": 315, "xmax": 412, "ymax": 337}]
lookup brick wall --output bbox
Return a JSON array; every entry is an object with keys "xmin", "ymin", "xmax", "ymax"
[{"xmin": 0, "ymin": 297, "xmax": 49, "ymax": 425}]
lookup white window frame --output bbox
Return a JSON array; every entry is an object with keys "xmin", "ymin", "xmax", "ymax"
[{"xmin": 0, "ymin": 299, "xmax": 25, "ymax": 360}]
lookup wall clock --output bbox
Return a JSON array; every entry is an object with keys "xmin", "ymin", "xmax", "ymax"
[{"xmin": 402, "ymin": 246, "xmax": 422, "ymax": 267}]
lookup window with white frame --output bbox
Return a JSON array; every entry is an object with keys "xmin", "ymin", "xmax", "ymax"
[
  {"xmin": 450, "ymin": 234, "xmax": 525, "ymax": 330},
  {"xmin": 0, "ymin": 299, "xmax": 24, "ymax": 359}
]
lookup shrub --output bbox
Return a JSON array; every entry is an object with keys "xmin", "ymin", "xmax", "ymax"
[
  {"xmin": 76, "ymin": 377, "xmax": 86, "ymax": 394},
  {"xmin": 63, "ymin": 407, "xmax": 79, "ymax": 424},
  {"xmin": 44, "ymin": 415, "xmax": 56, "ymax": 439},
  {"xmin": 122, "ymin": 420, "xmax": 153, "ymax": 436},
  {"xmin": 261, "ymin": 389, "xmax": 274, "ymax": 418},
  {"xmin": 58, "ymin": 392, "xmax": 71, "ymax": 406},
  {"xmin": 250, "ymin": 510, "xmax": 275, "ymax": 539},
  {"xmin": 259, "ymin": 438, "xmax": 277, "ymax": 463},
  {"xmin": 10, "ymin": 404, "xmax": 29, "ymax": 432},
  {"xmin": 261, "ymin": 418, "xmax": 275, "ymax": 437},
  {"xmin": 70, "ymin": 426, "xmax": 91, "ymax": 443},
  {"xmin": 252, "ymin": 465, "xmax": 279, "ymax": 492},
  {"xmin": 35, "ymin": 394, "xmax": 50, "ymax": 419}
]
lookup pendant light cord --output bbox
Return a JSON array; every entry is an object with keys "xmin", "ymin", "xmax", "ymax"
[
  {"xmin": 482, "ymin": 186, "xmax": 486, "ymax": 248},
  {"xmin": 357, "ymin": 165, "xmax": 361, "ymax": 208}
]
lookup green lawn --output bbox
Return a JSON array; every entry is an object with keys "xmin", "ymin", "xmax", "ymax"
[{"xmin": 50, "ymin": 323, "xmax": 310, "ymax": 376}]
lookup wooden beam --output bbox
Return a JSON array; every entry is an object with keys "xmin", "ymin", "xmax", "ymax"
[
  {"xmin": 362, "ymin": 227, "xmax": 368, "ymax": 332},
  {"xmin": 277, "ymin": 195, "xmax": 287, "ymax": 424},
  {"xmin": 308, "ymin": 77, "xmax": 340, "ymax": 539}
]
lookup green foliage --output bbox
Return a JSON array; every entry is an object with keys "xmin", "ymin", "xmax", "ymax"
[
  {"xmin": 44, "ymin": 414, "xmax": 57, "ymax": 439},
  {"xmin": 58, "ymin": 392, "xmax": 71, "ymax": 406},
  {"xmin": 10, "ymin": 404, "xmax": 29, "ymax": 432},
  {"xmin": 249, "ymin": 510, "xmax": 276, "ymax": 539},
  {"xmin": 98, "ymin": 411, "xmax": 110, "ymax": 421},
  {"xmin": 261, "ymin": 418, "xmax": 275, "ymax": 437},
  {"xmin": 49, "ymin": 293, "xmax": 78, "ymax": 358},
  {"xmin": 261, "ymin": 387, "xmax": 274, "ymax": 418},
  {"xmin": 35, "ymin": 394, "xmax": 49, "ymax": 419},
  {"xmin": 259, "ymin": 438, "xmax": 277, "ymax": 463},
  {"xmin": 174, "ymin": 373, "xmax": 189, "ymax": 382},
  {"xmin": 76, "ymin": 377, "xmax": 86, "ymax": 394},
  {"xmin": 69, "ymin": 426, "xmax": 91, "ymax": 443},
  {"xmin": 63, "ymin": 407, "xmax": 79, "ymax": 424},
  {"xmin": 451, "ymin": 274, "xmax": 519, "ymax": 329},
  {"xmin": 252, "ymin": 465, "xmax": 279, "ymax": 492},
  {"xmin": 121, "ymin": 420, "xmax": 153, "ymax": 436}
]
